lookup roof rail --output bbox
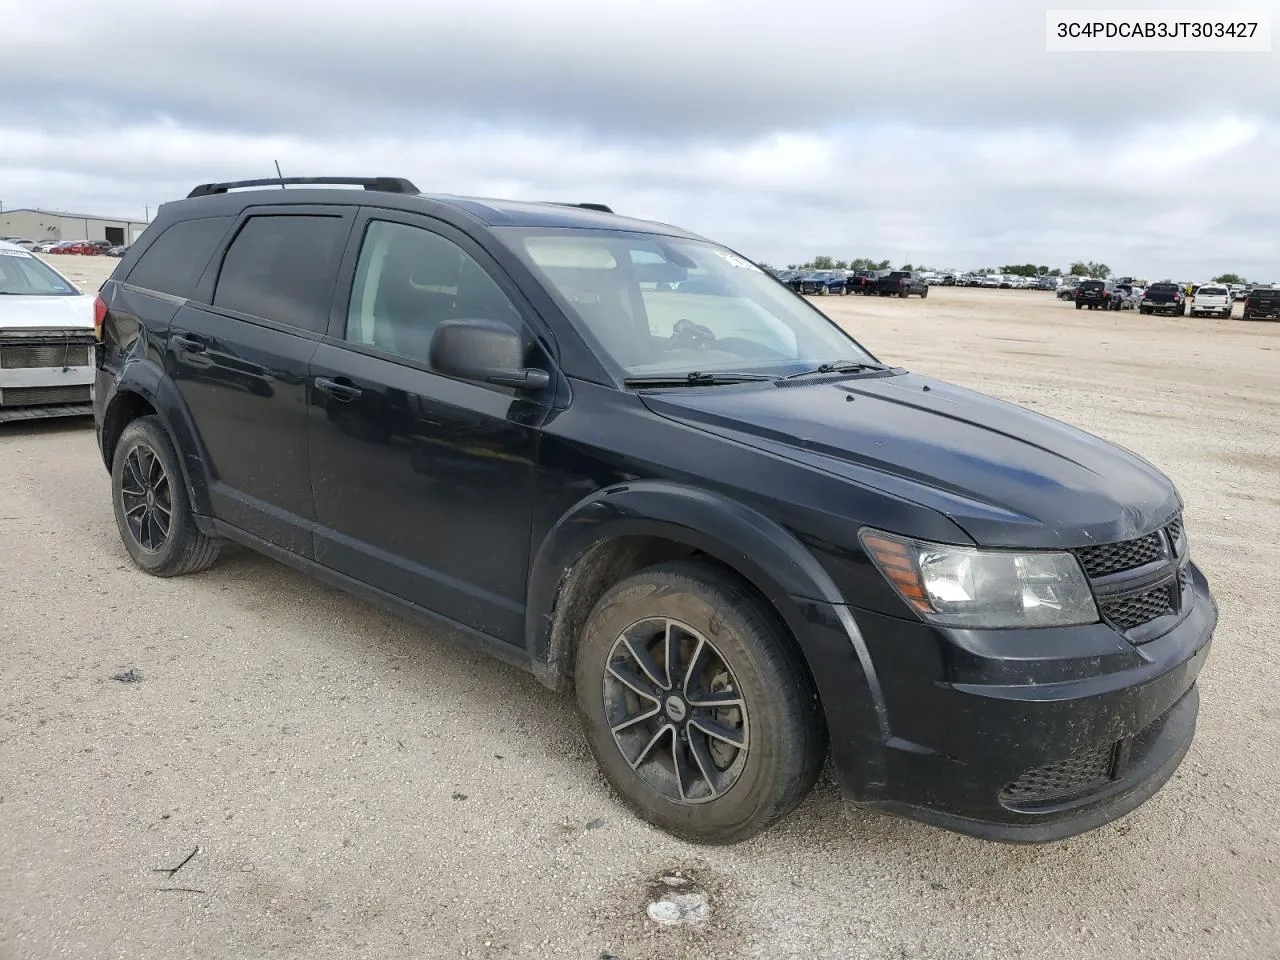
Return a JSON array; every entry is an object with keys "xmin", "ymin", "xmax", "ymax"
[
  {"xmin": 186, "ymin": 177, "xmax": 420, "ymax": 198},
  {"xmin": 549, "ymin": 202, "xmax": 614, "ymax": 214}
]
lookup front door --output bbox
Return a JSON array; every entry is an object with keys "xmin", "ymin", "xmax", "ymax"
[
  {"xmin": 307, "ymin": 213, "xmax": 555, "ymax": 644},
  {"xmin": 168, "ymin": 206, "xmax": 354, "ymax": 553}
]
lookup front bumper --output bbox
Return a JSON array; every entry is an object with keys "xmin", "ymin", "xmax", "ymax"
[{"xmin": 798, "ymin": 564, "xmax": 1216, "ymax": 843}]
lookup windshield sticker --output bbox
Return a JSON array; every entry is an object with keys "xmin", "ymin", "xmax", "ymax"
[
  {"xmin": 0, "ymin": 248, "xmax": 34, "ymax": 258},
  {"xmin": 713, "ymin": 251, "xmax": 760, "ymax": 271}
]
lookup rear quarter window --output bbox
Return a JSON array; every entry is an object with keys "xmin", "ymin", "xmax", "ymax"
[{"xmin": 126, "ymin": 216, "xmax": 233, "ymax": 299}]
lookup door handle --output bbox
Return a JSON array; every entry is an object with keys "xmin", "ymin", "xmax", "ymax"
[
  {"xmin": 314, "ymin": 376, "xmax": 362, "ymax": 401},
  {"xmin": 171, "ymin": 334, "xmax": 206, "ymax": 353}
]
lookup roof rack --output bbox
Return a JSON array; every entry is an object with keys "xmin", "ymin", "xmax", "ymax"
[
  {"xmin": 549, "ymin": 202, "xmax": 614, "ymax": 214},
  {"xmin": 186, "ymin": 177, "xmax": 420, "ymax": 199}
]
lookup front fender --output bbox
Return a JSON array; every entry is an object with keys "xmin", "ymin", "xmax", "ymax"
[
  {"xmin": 525, "ymin": 479, "xmax": 891, "ymax": 745},
  {"xmin": 106, "ymin": 357, "xmax": 214, "ymax": 517}
]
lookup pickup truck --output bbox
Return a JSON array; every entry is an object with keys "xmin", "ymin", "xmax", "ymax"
[
  {"xmin": 1139, "ymin": 282, "xmax": 1186, "ymax": 316},
  {"xmin": 874, "ymin": 270, "xmax": 928, "ymax": 298},
  {"xmin": 1189, "ymin": 285, "xmax": 1233, "ymax": 319},
  {"xmin": 1242, "ymin": 287, "xmax": 1280, "ymax": 321}
]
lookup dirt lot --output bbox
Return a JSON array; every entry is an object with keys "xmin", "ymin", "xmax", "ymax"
[{"xmin": 3, "ymin": 257, "xmax": 1279, "ymax": 959}]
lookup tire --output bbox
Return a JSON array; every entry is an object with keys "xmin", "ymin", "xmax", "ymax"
[
  {"xmin": 920, "ymin": 287, "xmax": 929, "ymax": 298},
  {"xmin": 574, "ymin": 560, "xmax": 825, "ymax": 844},
  {"xmin": 898, "ymin": 291, "xmax": 908, "ymax": 298},
  {"xmin": 111, "ymin": 415, "xmax": 220, "ymax": 577},
  {"xmin": 1076, "ymin": 303, "xmax": 1083, "ymax": 310},
  {"xmin": 1140, "ymin": 307, "xmax": 1151, "ymax": 315}
]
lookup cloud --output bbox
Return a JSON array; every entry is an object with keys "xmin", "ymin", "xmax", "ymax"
[{"xmin": 2, "ymin": 0, "xmax": 1278, "ymax": 280}]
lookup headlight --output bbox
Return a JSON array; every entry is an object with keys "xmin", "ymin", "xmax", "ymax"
[{"xmin": 859, "ymin": 529, "xmax": 1099, "ymax": 629}]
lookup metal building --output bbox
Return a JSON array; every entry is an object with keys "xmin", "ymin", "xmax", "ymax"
[{"xmin": 0, "ymin": 208, "xmax": 151, "ymax": 247}]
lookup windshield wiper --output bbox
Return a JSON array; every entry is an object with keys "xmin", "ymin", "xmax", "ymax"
[
  {"xmin": 781, "ymin": 360, "xmax": 885, "ymax": 380},
  {"xmin": 624, "ymin": 371, "xmax": 778, "ymax": 388}
]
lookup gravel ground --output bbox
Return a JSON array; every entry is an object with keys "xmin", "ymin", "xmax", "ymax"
[{"xmin": 2, "ymin": 258, "xmax": 1278, "ymax": 959}]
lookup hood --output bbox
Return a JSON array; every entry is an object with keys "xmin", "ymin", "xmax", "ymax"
[
  {"xmin": 0, "ymin": 294, "xmax": 95, "ymax": 331},
  {"xmin": 640, "ymin": 372, "xmax": 1181, "ymax": 550}
]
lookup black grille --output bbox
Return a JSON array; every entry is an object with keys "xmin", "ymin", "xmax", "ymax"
[
  {"xmin": 0, "ymin": 343, "xmax": 94, "ymax": 369},
  {"xmin": 1076, "ymin": 532, "xmax": 1163, "ymax": 577},
  {"xmin": 0, "ymin": 385, "xmax": 92, "ymax": 407},
  {"xmin": 1000, "ymin": 743, "xmax": 1117, "ymax": 806},
  {"xmin": 1101, "ymin": 584, "xmax": 1177, "ymax": 630}
]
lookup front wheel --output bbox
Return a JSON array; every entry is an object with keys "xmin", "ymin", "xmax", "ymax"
[
  {"xmin": 574, "ymin": 561, "xmax": 825, "ymax": 844},
  {"xmin": 920, "ymin": 287, "xmax": 929, "ymax": 298}
]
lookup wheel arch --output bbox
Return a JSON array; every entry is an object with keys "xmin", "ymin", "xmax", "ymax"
[
  {"xmin": 101, "ymin": 359, "xmax": 214, "ymax": 517},
  {"xmin": 525, "ymin": 480, "xmax": 857, "ymax": 698}
]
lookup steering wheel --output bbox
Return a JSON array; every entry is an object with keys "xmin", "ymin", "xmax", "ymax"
[{"xmin": 666, "ymin": 318, "xmax": 717, "ymax": 350}]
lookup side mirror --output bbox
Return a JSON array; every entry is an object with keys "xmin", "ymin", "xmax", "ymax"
[{"xmin": 428, "ymin": 319, "xmax": 551, "ymax": 393}]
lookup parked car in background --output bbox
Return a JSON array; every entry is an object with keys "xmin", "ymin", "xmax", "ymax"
[
  {"xmin": 798, "ymin": 270, "xmax": 847, "ymax": 296},
  {"xmin": 979, "ymin": 275, "xmax": 999, "ymax": 288},
  {"xmin": 1242, "ymin": 286, "xmax": 1280, "ymax": 321},
  {"xmin": 1139, "ymin": 282, "xmax": 1186, "ymax": 316},
  {"xmin": 847, "ymin": 270, "xmax": 883, "ymax": 295},
  {"xmin": 0, "ymin": 240, "xmax": 96, "ymax": 423},
  {"xmin": 106, "ymin": 244, "xmax": 131, "ymax": 257},
  {"xmin": 1228, "ymin": 284, "xmax": 1248, "ymax": 301},
  {"xmin": 874, "ymin": 270, "xmax": 928, "ymax": 297},
  {"xmin": 1189, "ymin": 285, "xmax": 1233, "ymax": 319},
  {"xmin": 1074, "ymin": 279, "xmax": 1120, "ymax": 310},
  {"xmin": 91, "ymin": 174, "xmax": 1217, "ymax": 846}
]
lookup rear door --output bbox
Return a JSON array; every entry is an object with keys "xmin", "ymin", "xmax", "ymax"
[
  {"xmin": 167, "ymin": 205, "xmax": 355, "ymax": 554},
  {"xmin": 306, "ymin": 210, "xmax": 557, "ymax": 643}
]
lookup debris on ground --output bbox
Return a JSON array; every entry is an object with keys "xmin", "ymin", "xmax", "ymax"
[
  {"xmin": 153, "ymin": 846, "xmax": 200, "ymax": 878},
  {"xmin": 646, "ymin": 892, "xmax": 709, "ymax": 927},
  {"xmin": 111, "ymin": 667, "xmax": 144, "ymax": 683}
]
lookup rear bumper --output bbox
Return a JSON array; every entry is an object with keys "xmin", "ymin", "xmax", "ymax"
[{"xmin": 801, "ymin": 564, "xmax": 1216, "ymax": 842}]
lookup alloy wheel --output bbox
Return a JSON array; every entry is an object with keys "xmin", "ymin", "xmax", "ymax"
[
  {"xmin": 602, "ymin": 617, "xmax": 750, "ymax": 804},
  {"xmin": 119, "ymin": 442, "xmax": 172, "ymax": 553}
]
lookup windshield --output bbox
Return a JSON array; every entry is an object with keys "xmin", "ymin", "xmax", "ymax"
[
  {"xmin": 1149, "ymin": 283, "xmax": 1179, "ymax": 294},
  {"xmin": 499, "ymin": 228, "xmax": 878, "ymax": 379},
  {"xmin": 0, "ymin": 249, "xmax": 80, "ymax": 296},
  {"xmin": 1197, "ymin": 286, "xmax": 1227, "ymax": 296}
]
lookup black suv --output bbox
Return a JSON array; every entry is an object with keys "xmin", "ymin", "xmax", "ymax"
[
  {"xmin": 92, "ymin": 176, "xmax": 1216, "ymax": 845},
  {"xmin": 1074, "ymin": 279, "xmax": 1120, "ymax": 310}
]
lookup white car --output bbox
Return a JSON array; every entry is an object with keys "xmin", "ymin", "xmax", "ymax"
[
  {"xmin": 0, "ymin": 241, "xmax": 97, "ymax": 423},
  {"xmin": 1190, "ymin": 284, "xmax": 1233, "ymax": 319}
]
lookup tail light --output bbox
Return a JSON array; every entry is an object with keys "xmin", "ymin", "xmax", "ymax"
[{"xmin": 93, "ymin": 293, "xmax": 107, "ymax": 340}]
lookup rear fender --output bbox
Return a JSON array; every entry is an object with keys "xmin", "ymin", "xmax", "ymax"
[{"xmin": 105, "ymin": 357, "xmax": 214, "ymax": 516}]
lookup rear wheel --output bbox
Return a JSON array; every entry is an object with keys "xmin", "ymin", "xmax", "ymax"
[
  {"xmin": 920, "ymin": 287, "xmax": 929, "ymax": 298},
  {"xmin": 574, "ymin": 561, "xmax": 825, "ymax": 844},
  {"xmin": 111, "ymin": 416, "xmax": 220, "ymax": 577}
]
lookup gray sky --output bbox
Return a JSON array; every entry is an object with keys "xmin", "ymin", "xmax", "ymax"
[{"xmin": 3, "ymin": 0, "xmax": 1277, "ymax": 279}]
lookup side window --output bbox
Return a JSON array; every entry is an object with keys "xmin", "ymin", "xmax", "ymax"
[
  {"xmin": 126, "ymin": 216, "xmax": 232, "ymax": 299},
  {"xmin": 345, "ymin": 219, "xmax": 523, "ymax": 365},
  {"xmin": 213, "ymin": 215, "xmax": 346, "ymax": 333}
]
